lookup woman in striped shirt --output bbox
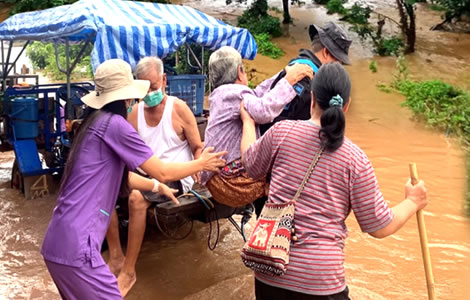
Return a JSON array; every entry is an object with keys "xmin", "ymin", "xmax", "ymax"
[{"xmin": 240, "ymin": 62, "xmax": 428, "ymax": 299}]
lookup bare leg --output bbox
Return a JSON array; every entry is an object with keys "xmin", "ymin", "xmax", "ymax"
[
  {"xmin": 117, "ymin": 190, "xmax": 150, "ymax": 297},
  {"xmin": 106, "ymin": 210, "xmax": 125, "ymax": 276}
]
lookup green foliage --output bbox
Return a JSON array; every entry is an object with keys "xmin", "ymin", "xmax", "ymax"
[
  {"xmin": 429, "ymin": 3, "xmax": 446, "ymax": 11},
  {"xmin": 268, "ymin": 6, "xmax": 282, "ymax": 13},
  {"xmin": 238, "ymin": 0, "xmax": 282, "ymax": 37},
  {"xmin": 390, "ymin": 56, "xmax": 470, "ymax": 148},
  {"xmin": 313, "ymin": 0, "xmax": 329, "ymax": 4},
  {"xmin": 376, "ymin": 36, "xmax": 404, "ymax": 56},
  {"xmin": 397, "ymin": 80, "xmax": 470, "ymax": 143},
  {"xmin": 352, "ymin": 23, "xmax": 404, "ymax": 57},
  {"xmin": 26, "ymin": 41, "xmax": 93, "ymax": 81},
  {"xmin": 326, "ymin": 0, "xmax": 346, "ymax": 15},
  {"xmin": 164, "ymin": 44, "xmax": 212, "ymax": 75},
  {"xmin": 342, "ymin": 3, "xmax": 371, "ymax": 25},
  {"xmin": 236, "ymin": 0, "xmax": 283, "ymax": 59},
  {"xmin": 437, "ymin": 0, "xmax": 470, "ymax": 19},
  {"xmin": 389, "ymin": 55, "xmax": 470, "ymax": 213},
  {"xmin": 369, "ymin": 60, "xmax": 377, "ymax": 73},
  {"xmin": 466, "ymin": 152, "xmax": 470, "ymax": 216},
  {"xmin": 254, "ymin": 33, "xmax": 284, "ymax": 59},
  {"xmin": 377, "ymin": 83, "xmax": 392, "ymax": 93},
  {"xmin": 5, "ymin": 0, "xmax": 78, "ymax": 15}
]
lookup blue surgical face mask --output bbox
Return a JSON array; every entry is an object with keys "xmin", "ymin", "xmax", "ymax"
[{"xmin": 143, "ymin": 89, "xmax": 164, "ymax": 107}]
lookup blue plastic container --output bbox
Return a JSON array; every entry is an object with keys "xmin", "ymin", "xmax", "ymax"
[
  {"xmin": 166, "ymin": 75, "xmax": 205, "ymax": 116},
  {"xmin": 11, "ymin": 97, "xmax": 39, "ymax": 139}
]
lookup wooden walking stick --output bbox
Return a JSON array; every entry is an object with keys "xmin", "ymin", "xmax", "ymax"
[{"xmin": 409, "ymin": 163, "xmax": 436, "ymax": 300}]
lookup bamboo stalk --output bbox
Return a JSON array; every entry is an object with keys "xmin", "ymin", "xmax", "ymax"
[{"xmin": 409, "ymin": 163, "xmax": 436, "ymax": 300}]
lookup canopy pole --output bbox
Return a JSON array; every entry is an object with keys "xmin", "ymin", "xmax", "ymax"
[
  {"xmin": 2, "ymin": 41, "xmax": 13, "ymax": 92},
  {"xmin": 1, "ymin": 40, "xmax": 5, "ymax": 91},
  {"xmin": 65, "ymin": 39, "xmax": 72, "ymax": 122},
  {"xmin": 7, "ymin": 41, "xmax": 30, "ymax": 76},
  {"xmin": 201, "ymin": 47, "xmax": 204, "ymax": 75},
  {"xmin": 185, "ymin": 42, "xmax": 202, "ymax": 70}
]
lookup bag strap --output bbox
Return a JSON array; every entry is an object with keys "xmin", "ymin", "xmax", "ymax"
[{"xmin": 293, "ymin": 146, "xmax": 325, "ymax": 203}]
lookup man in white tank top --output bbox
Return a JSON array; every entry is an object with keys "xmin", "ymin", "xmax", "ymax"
[{"xmin": 106, "ymin": 57, "xmax": 204, "ymax": 297}]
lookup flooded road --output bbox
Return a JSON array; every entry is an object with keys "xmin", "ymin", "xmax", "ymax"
[{"xmin": 1, "ymin": 1, "xmax": 469, "ymax": 299}]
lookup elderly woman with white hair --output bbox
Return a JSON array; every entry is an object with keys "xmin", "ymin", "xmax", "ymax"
[{"xmin": 201, "ymin": 46, "xmax": 313, "ymax": 208}]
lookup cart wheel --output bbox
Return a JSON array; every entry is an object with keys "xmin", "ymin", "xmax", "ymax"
[{"xmin": 11, "ymin": 159, "xmax": 24, "ymax": 194}]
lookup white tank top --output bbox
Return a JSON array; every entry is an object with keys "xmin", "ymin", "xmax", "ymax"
[{"xmin": 137, "ymin": 96, "xmax": 194, "ymax": 192}]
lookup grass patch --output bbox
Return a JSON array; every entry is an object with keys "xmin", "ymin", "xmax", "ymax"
[
  {"xmin": 429, "ymin": 3, "xmax": 446, "ymax": 11},
  {"xmin": 254, "ymin": 33, "xmax": 284, "ymax": 59},
  {"xmin": 326, "ymin": 0, "xmax": 347, "ymax": 14},
  {"xmin": 369, "ymin": 60, "xmax": 377, "ymax": 73},
  {"xmin": 390, "ymin": 57, "xmax": 470, "ymax": 216}
]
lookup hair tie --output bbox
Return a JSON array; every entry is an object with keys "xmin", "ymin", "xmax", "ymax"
[{"xmin": 329, "ymin": 95, "xmax": 343, "ymax": 108}]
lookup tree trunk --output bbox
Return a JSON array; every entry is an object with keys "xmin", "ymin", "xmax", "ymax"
[
  {"xmin": 405, "ymin": 3, "xmax": 416, "ymax": 53},
  {"xmin": 282, "ymin": 0, "xmax": 291, "ymax": 24},
  {"xmin": 396, "ymin": 0, "xmax": 416, "ymax": 54}
]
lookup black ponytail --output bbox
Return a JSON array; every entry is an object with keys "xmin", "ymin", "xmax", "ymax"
[
  {"xmin": 60, "ymin": 100, "xmax": 129, "ymax": 197},
  {"xmin": 311, "ymin": 62, "xmax": 351, "ymax": 152}
]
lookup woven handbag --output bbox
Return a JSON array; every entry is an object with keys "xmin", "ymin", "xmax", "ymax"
[{"xmin": 240, "ymin": 146, "xmax": 324, "ymax": 276}]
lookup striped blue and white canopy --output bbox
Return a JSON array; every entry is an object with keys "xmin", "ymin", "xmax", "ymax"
[{"xmin": 0, "ymin": 0, "xmax": 257, "ymax": 71}]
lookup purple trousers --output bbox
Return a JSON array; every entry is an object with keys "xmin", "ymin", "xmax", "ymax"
[{"xmin": 45, "ymin": 259, "xmax": 122, "ymax": 300}]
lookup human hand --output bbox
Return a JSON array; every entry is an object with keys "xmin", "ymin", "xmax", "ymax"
[
  {"xmin": 192, "ymin": 172, "xmax": 201, "ymax": 184},
  {"xmin": 199, "ymin": 147, "xmax": 227, "ymax": 172},
  {"xmin": 284, "ymin": 63, "xmax": 314, "ymax": 85},
  {"xmin": 158, "ymin": 183, "xmax": 180, "ymax": 205},
  {"xmin": 405, "ymin": 179, "xmax": 428, "ymax": 211},
  {"xmin": 240, "ymin": 101, "xmax": 255, "ymax": 124}
]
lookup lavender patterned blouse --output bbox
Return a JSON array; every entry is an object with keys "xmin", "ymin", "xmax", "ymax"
[{"xmin": 201, "ymin": 73, "xmax": 296, "ymax": 185}]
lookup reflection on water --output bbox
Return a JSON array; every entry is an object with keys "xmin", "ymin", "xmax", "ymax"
[{"xmin": 0, "ymin": 1, "xmax": 469, "ymax": 299}]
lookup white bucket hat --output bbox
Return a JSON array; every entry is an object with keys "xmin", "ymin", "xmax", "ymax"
[{"xmin": 82, "ymin": 59, "xmax": 150, "ymax": 109}]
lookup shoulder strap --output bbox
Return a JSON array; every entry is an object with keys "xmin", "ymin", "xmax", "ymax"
[
  {"xmin": 289, "ymin": 58, "xmax": 319, "ymax": 73},
  {"xmin": 293, "ymin": 146, "xmax": 324, "ymax": 202}
]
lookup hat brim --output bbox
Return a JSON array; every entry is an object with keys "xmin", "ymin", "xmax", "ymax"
[
  {"xmin": 81, "ymin": 79, "xmax": 150, "ymax": 109},
  {"xmin": 311, "ymin": 24, "xmax": 351, "ymax": 65}
]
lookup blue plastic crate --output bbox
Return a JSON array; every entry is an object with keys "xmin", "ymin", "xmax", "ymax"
[{"xmin": 166, "ymin": 75, "xmax": 205, "ymax": 116}]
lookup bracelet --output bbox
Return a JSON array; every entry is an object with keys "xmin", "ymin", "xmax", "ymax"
[{"xmin": 151, "ymin": 178, "xmax": 160, "ymax": 193}]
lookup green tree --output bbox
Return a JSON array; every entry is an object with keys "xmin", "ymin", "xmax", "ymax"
[{"xmin": 438, "ymin": 0, "xmax": 470, "ymax": 19}]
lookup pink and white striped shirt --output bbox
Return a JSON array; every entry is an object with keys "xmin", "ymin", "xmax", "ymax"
[{"xmin": 243, "ymin": 120, "xmax": 394, "ymax": 296}]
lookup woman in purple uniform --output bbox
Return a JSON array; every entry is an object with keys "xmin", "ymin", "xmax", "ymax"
[{"xmin": 41, "ymin": 59, "xmax": 226, "ymax": 299}]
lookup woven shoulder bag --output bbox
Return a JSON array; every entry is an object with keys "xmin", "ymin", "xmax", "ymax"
[{"xmin": 240, "ymin": 146, "xmax": 324, "ymax": 276}]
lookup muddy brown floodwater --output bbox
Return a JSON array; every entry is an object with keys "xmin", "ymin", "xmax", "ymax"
[{"xmin": 1, "ymin": 1, "xmax": 469, "ymax": 299}]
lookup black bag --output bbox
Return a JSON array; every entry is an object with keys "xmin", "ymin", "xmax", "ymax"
[{"xmin": 260, "ymin": 52, "xmax": 320, "ymax": 135}]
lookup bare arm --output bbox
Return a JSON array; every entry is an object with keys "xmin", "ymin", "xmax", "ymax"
[
  {"xmin": 139, "ymin": 147, "xmax": 227, "ymax": 182},
  {"xmin": 240, "ymin": 101, "xmax": 257, "ymax": 161},
  {"xmin": 175, "ymin": 100, "xmax": 203, "ymax": 159},
  {"xmin": 243, "ymin": 64, "xmax": 313, "ymax": 124},
  {"xmin": 128, "ymin": 172, "xmax": 180, "ymax": 204},
  {"xmin": 369, "ymin": 180, "xmax": 428, "ymax": 238},
  {"xmin": 128, "ymin": 171, "xmax": 153, "ymax": 191}
]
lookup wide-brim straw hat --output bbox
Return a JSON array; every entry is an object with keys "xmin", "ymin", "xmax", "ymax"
[{"xmin": 82, "ymin": 59, "xmax": 150, "ymax": 109}]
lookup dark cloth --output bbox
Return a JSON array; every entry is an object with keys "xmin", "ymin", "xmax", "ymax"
[
  {"xmin": 253, "ymin": 195, "xmax": 268, "ymax": 218},
  {"xmin": 141, "ymin": 181, "xmax": 183, "ymax": 203},
  {"xmin": 255, "ymin": 279, "xmax": 350, "ymax": 300},
  {"xmin": 259, "ymin": 49, "xmax": 321, "ymax": 135}
]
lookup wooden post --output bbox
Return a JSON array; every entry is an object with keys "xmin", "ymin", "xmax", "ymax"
[{"xmin": 409, "ymin": 163, "xmax": 436, "ymax": 300}]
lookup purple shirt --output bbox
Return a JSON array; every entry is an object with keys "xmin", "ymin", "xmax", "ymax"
[
  {"xmin": 201, "ymin": 74, "xmax": 296, "ymax": 185},
  {"xmin": 41, "ymin": 113, "xmax": 153, "ymax": 267}
]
